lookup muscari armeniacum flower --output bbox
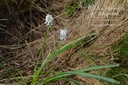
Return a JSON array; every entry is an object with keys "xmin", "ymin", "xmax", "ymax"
[
  {"xmin": 45, "ymin": 14, "xmax": 53, "ymax": 26},
  {"xmin": 60, "ymin": 29, "xmax": 68, "ymax": 40}
]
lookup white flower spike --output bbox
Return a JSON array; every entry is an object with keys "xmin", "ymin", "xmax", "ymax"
[
  {"xmin": 45, "ymin": 14, "xmax": 53, "ymax": 26},
  {"xmin": 60, "ymin": 29, "xmax": 68, "ymax": 40}
]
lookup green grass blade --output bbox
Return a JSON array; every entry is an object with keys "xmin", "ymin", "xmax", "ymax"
[
  {"xmin": 34, "ymin": 26, "xmax": 50, "ymax": 72},
  {"xmin": 40, "ymin": 71, "xmax": 120, "ymax": 84},
  {"xmin": 0, "ymin": 63, "xmax": 22, "ymax": 85},
  {"xmin": 74, "ymin": 64, "xmax": 119, "ymax": 72},
  {"xmin": 31, "ymin": 26, "xmax": 51, "ymax": 85},
  {"xmin": 42, "ymin": 33, "xmax": 97, "ymax": 68},
  {"xmin": 0, "ymin": 55, "xmax": 26, "ymax": 82},
  {"xmin": 39, "ymin": 64, "xmax": 119, "ymax": 84},
  {"xmin": 64, "ymin": 72, "xmax": 120, "ymax": 84},
  {"xmin": 39, "ymin": 72, "xmax": 71, "ymax": 84},
  {"xmin": 31, "ymin": 33, "xmax": 97, "ymax": 84},
  {"xmin": 39, "ymin": 78, "xmax": 82, "ymax": 85}
]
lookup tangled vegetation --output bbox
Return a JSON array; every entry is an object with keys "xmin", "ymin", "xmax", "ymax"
[{"xmin": 0, "ymin": 0, "xmax": 128, "ymax": 85}]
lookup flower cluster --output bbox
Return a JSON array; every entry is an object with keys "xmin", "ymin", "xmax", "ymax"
[
  {"xmin": 60, "ymin": 29, "xmax": 68, "ymax": 40},
  {"xmin": 45, "ymin": 14, "xmax": 53, "ymax": 26},
  {"xmin": 45, "ymin": 14, "xmax": 68, "ymax": 41}
]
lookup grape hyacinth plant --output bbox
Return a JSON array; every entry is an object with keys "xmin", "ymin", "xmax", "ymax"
[
  {"xmin": 30, "ymin": 14, "xmax": 120, "ymax": 85},
  {"xmin": 31, "ymin": 14, "xmax": 54, "ymax": 84}
]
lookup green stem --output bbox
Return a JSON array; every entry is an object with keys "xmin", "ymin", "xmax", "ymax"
[{"xmin": 31, "ymin": 26, "xmax": 51, "ymax": 85}]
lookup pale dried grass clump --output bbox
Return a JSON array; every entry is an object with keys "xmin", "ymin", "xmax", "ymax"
[
  {"xmin": 61, "ymin": 0, "xmax": 128, "ymax": 84},
  {"xmin": 0, "ymin": 0, "xmax": 128, "ymax": 84}
]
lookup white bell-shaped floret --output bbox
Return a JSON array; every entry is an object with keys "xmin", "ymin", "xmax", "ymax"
[
  {"xmin": 60, "ymin": 29, "xmax": 68, "ymax": 40},
  {"xmin": 45, "ymin": 14, "xmax": 53, "ymax": 26}
]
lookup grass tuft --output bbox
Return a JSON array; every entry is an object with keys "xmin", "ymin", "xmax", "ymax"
[{"xmin": 106, "ymin": 33, "xmax": 128, "ymax": 85}]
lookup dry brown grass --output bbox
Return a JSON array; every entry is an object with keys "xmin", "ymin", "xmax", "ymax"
[{"xmin": 0, "ymin": 0, "xmax": 128, "ymax": 84}]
